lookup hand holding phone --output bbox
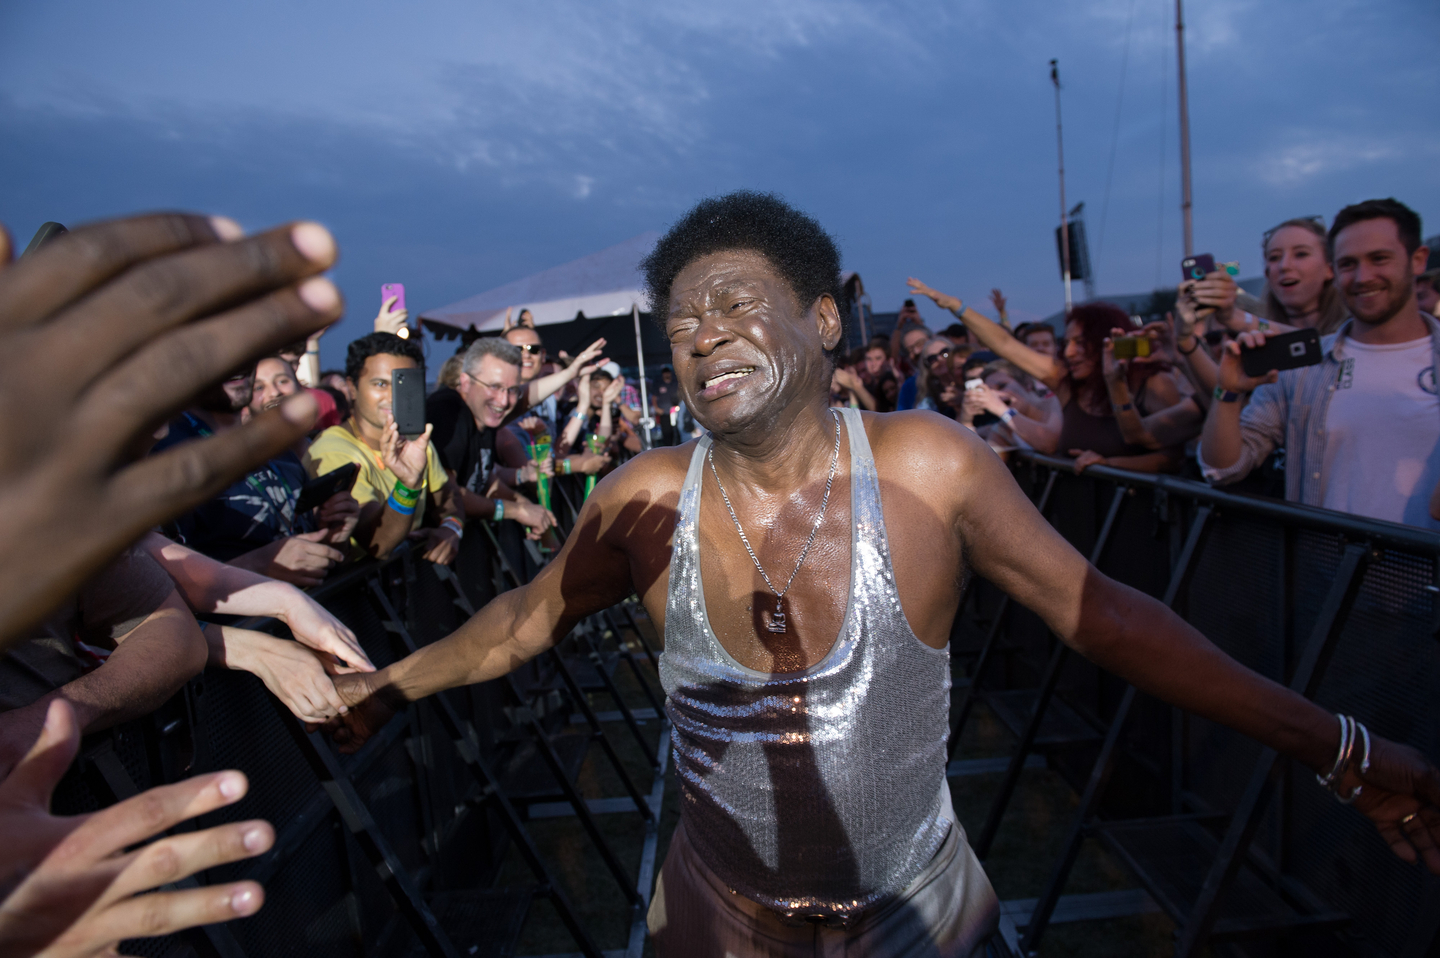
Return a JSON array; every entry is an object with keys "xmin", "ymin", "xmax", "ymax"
[
  {"xmin": 1239, "ymin": 327, "xmax": 1322, "ymax": 378},
  {"xmin": 296, "ymin": 463, "xmax": 360, "ymax": 514},
  {"xmin": 377, "ymin": 284, "xmax": 409, "ymax": 338},
  {"xmin": 1111, "ymin": 335, "xmax": 1151, "ymax": 360}
]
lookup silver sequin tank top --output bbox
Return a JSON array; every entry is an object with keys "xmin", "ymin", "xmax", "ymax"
[{"xmin": 660, "ymin": 406, "xmax": 953, "ymax": 917}]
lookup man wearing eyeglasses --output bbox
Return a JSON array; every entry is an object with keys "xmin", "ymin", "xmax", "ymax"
[{"xmin": 428, "ymin": 337, "xmax": 556, "ymax": 540}]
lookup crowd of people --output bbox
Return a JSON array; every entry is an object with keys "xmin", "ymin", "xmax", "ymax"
[
  {"xmin": 820, "ymin": 197, "xmax": 1440, "ymax": 531},
  {"xmin": 0, "ymin": 190, "xmax": 1437, "ymax": 958}
]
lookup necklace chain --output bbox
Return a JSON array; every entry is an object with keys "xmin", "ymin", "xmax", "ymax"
[{"xmin": 707, "ymin": 410, "xmax": 842, "ymax": 617}]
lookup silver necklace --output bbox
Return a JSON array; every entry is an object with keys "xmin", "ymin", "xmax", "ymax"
[{"xmin": 707, "ymin": 409, "xmax": 842, "ymax": 634}]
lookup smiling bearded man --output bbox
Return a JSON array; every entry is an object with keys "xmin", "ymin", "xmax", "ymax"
[{"xmin": 327, "ymin": 192, "xmax": 1440, "ymax": 957}]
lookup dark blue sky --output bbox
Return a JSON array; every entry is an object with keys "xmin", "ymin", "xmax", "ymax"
[{"xmin": 3, "ymin": 0, "xmax": 1437, "ymax": 367}]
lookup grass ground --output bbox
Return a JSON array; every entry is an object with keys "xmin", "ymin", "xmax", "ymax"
[{"xmin": 491, "ymin": 612, "xmax": 1198, "ymax": 957}]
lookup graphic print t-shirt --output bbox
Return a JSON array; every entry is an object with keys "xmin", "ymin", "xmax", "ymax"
[
  {"xmin": 1320, "ymin": 336, "xmax": 1440, "ymax": 529},
  {"xmin": 153, "ymin": 413, "xmax": 315, "ymax": 561}
]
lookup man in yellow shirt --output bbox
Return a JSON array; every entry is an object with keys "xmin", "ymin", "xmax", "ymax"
[{"xmin": 308, "ymin": 333, "xmax": 465, "ymax": 564}]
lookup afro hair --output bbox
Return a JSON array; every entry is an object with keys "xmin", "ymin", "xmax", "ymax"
[{"xmin": 641, "ymin": 191, "xmax": 849, "ymax": 361}]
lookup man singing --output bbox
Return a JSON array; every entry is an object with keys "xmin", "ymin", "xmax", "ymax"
[{"xmin": 330, "ymin": 192, "xmax": 1440, "ymax": 957}]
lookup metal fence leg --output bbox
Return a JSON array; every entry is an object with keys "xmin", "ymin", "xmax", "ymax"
[
  {"xmin": 271, "ymin": 698, "xmax": 463, "ymax": 958},
  {"xmin": 947, "ymin": 471, "xmax": 1059, "ymax": 760},
  {"xmin": 973, "ymin": 486, "xmax": 1127, "ymax": 860},
  {"xmin": 1173, "ymin": 540, "xmax": 1371, "ymax": 957},
  {"xmin": 1019, "ymin": 504, "xmax": 1214, "ymax": 953},
  {"xmin": 546, "ymin": 645, "xmax": 657, "ymax": 819},
  {"xmin": 573, "ymin": 621, "xmax": 661, "ymax": 769},
  {"xmin": 363, "ymin": 575, "xmax": 606, "ymax": 958}
]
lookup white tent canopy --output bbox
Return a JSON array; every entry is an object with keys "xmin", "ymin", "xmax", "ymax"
[{"xmin": 419, "ymin": 232, "xmax": 660, "ymax": 332}]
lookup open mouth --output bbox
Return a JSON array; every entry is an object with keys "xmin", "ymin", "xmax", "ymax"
[{"xmin": 700, "ymin": 366, "xmax": 755, "ymax": 399}]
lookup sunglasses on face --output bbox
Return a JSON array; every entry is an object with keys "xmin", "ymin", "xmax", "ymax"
[
  {"xmin": 926, "ymin": 348, "xmax": 952, "ymax": 365},
  {"xmin": 516, "ymin": 343, "xmax": 543, "ymax": 355}
]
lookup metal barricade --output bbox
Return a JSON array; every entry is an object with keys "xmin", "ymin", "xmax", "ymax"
[
  {"xmin": 966, "ymin": 452, "xmax": 1440, "ymax": 956},
  {"xmin": 48, "ymin": 525, "xmax": 663, "ymax": 958}
]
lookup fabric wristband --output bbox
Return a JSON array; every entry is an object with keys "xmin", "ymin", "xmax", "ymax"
[
  {"xmin": 441, "ymin": 516, "xmax": 464, "ymax": 539},
  {"xmin": 392, "ymin": 479, "xmax": 421, "ymax": 500},
  {"xmin": 493, "ymin": 500, "xmax": 505, "ymax": 522},
  {"xmin": 1213, "ymin": 386, "xmax": 1243, "ymax": 403},
  {"xmin": 1000, "ymin": 407, "xmax": 1018, "ymax": 424},
  {"xmin": 1116, "ymin": 402, "xmax": 1134, "ymax": 413},
  {"xmin": 561, "ymin": 458, "xmax": 573, "ymax": 475},
  {"xmin": 387, "ymin": 492, "xmax": 416, "ymax": 515}
]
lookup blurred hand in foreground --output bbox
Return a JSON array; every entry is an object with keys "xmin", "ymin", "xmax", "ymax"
[
  {"xmin": 0, "ymin": 213, "xmax": 342, "ymax": 647},
  {"xmin": 0, "ymin": 700, "xmax": 274, "ymax": 957}
]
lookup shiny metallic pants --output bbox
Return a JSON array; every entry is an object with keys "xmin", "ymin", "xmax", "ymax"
[{"xmin": 648, "ymin": 818, "xmax": 998, "ymax": 957}]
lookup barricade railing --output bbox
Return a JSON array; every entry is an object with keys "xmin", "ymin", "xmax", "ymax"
[
  {"xmin": 962, "ymin": 451, "xmax": 1440, "ymax": 957},
  {"xmin": 49, "ymin": 523, "xmax": 665, "ymax": 958}
]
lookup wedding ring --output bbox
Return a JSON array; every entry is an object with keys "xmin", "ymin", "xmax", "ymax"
[{"xmin": 1400, "ymin": 812, "xmax": 1418, "ymax": 826}]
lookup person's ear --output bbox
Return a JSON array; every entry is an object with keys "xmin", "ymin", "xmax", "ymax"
[
  {"xmin": 814, "ymin": 294, "xmax": 843, "ymax": 353},
  {"xmin": 1413, "ymin": 246, "xmax": 1431, "ymax": 279}
]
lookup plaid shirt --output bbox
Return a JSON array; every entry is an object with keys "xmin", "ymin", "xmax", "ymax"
[{"xmin": 1199, "ymin": 313, "xmax": 1440, "ymax": 506}]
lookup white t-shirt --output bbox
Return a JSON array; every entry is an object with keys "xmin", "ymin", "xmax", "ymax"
[{"xmin": 1319, "ymin": 336, "xmax": 1440, "ymax": 529}]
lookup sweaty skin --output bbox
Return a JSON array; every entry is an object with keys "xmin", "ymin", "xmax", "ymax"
[{"xmin": 330, "ymin": 248, "xmax": 1440, "ymax": 872}]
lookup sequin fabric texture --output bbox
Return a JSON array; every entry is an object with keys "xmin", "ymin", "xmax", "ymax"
[{"xmin": 659, "ymin": 407, "xmax": 953, "ymax": 918}]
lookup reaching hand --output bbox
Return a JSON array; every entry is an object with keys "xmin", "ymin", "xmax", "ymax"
[
  {"xmin": 1341, "ymin": 734, "xmax": 1440, "ymax": 873},
  {"xmin": 509, "ymin": 500, "xmax": 556, "ymax": 540},
  {"xmin": 905, "ymin": 277, "xmax": 962, "ymax": 313},
  {"xmin": 990, "ymin": 288, "xmax": 1007, "ymax": 316},
  {"xmin": 373, "ymin": 295, "xmax": 409, "ymax": 336},
  {"xmin": 277, "ymin": 589, "xmax": 373, "ymax": 673},
  {"xmin": 1219, "ymin": 331, "xmax": 1280, "ymax": 394},
  {"xmin": 1142, "ymin": 318, "xmax": 1180, "ymax": 366},
  {"xmin": 229, "ymin": 629, "xmax": 349, "ymax": 723},
  {"xmin": 316, "ymin": 489, "xmax": 360, "ymax": 545},
  {"xmin": 1101, "ymin": 330, "xmax": 1128, "ymax": 385},
  {"xmin": 567, "ymin": 339, "xmax": 607, "ymax": 375},
  {"xmin": 408, "ymin": 527, "xmax": 460, "ymax": 566},
  {"xmin": 569, "ymin": 451, "xmax": 611, "ymax": 475},
  {"xmin": 241, "ymin": 531, "xmax": 343, "ymax": 588},
  {"xmin": 380, "ymin": 415, "xmax": 432, "ymax": 491},
  {"xmin": 975, "ymin": 384, "xmax": 1013, "ymax": 418},
  {"xmin": 1069, "ymin": 449, "xmax": 1107, "ymax": 473},
  {"xmin": 326, "ymin": 673, "xmax": 400, "ymax": 755},
  {"xmin": 0, "ymin": 213, "xmax": 340, "ymax": 646},
  {"xmin": 0, "ymin": 701, "xmax": 273, "ymax": 957},
  {"xmin": 601, "ymin": 376, "xmax": 624, "ymax": 404},
  {"xmin": 1190, "ymin": 269, "xmax": 1238, "ymax": 324}
]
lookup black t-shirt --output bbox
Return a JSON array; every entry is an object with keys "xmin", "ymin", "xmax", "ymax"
[{"xmin": 427, "ymin": 387, "xmax": 496, "ymax": 493}]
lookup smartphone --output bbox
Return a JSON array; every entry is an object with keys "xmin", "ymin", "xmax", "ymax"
[
  {"xmin": 1240, "ymin": 327, "xmax": 1323, "ymax": 378},
  {"xmin": 295, "ymin": 462, "xmax": 359, "ymax": 514},
  {"xmin": 381, "ymin": 283, "xmax": 406, "ymax": 313},
  {"xmin": 1181, "ymin": 254, "xmax": 1216, "ymax": 282},
  {"xmin": 391, "ymin": 367, "xmax": 427, "ymax": 438},
  {"xmin": 1111, "ymin": 336, "xmax": 1152, "ymax": 360},
  {"xmin": 21, "ymin": 221, "xmax": 68, "ymax": 258}
]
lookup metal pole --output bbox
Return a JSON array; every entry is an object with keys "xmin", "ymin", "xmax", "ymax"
[
  {"xmin": 1051, "ymin": 59, "xmax": 1073, "ymax": 313},
  {"xmin": 631, "ymin": 303, "xmax": 654, "ymax": 450},
  {"xmin": 1176, "ymin": 0, "xmax": 1194, "ymax": 257}
]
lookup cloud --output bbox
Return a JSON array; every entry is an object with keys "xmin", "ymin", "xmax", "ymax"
[{"xmin": 1255, "ymin": 133, "xmax": 1440, "ymax": 187}]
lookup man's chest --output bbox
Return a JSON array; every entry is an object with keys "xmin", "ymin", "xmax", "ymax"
[{"xmin": 1326, "ymin": 348, "xmax": 1439, "ymax": 445}]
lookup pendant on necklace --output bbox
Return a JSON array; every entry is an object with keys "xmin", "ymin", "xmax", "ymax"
[{"xmin": 766, "ymin": 599, "xmax": 788, "ymax": 634}]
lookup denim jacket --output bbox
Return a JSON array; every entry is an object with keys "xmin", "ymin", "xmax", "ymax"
[{"xmin": 1198, "ymin": 313, "xmax": 1440, "ymax": 506}]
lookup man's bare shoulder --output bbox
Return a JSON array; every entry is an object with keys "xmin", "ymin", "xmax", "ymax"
[
  {"xmin": 580, "ymin": 441, "xmax": 694, "ymax": 546},
  {"xmin": 862, "ymin": 410, "xmax": 995, "ymax": 480}
]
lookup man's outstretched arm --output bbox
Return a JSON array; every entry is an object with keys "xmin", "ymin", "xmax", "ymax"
[
  {"xmin": 328, "ymin": 469, "xmax": 644, "ymax": 750},
  {"xmin": 933, "ymin": 419, "xmax": 1440, "ymax": 871}
]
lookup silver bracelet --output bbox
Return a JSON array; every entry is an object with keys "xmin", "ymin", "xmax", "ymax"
[{"xmin": 1317, "ymin": 714, "xmax": 1369, "ymax": 803}]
